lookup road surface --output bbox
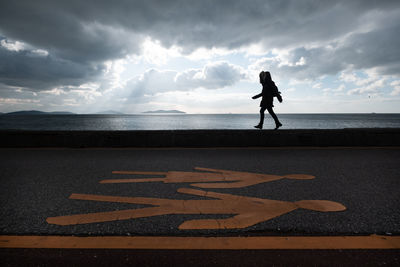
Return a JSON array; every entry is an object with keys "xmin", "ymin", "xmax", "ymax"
[{"xmin": 1, "ymin": 147, "xmax": 399, "ymax": 266}]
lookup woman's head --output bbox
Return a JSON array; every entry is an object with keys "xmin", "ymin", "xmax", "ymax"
[{"xmin": 259, "ymin": 71, "xmax": 271, "ymax": 84}]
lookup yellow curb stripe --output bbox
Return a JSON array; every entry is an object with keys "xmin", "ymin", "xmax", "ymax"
[{"xmin": 0, "ymin": 235, "xmax": 399, "ymax": 250}]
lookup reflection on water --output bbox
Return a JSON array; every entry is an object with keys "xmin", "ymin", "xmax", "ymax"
[{"xmin": 0, "ymin": 114, "xmax": 399, "ymax": 130}]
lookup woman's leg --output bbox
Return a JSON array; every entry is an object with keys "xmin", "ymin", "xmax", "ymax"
[
  {"xmin": 266, "ymin": 106, "xmax": 282, "ymax": 128},
  {"xmin": 259, "ymin": 107, "xmax": 266, "ymax": 126},
  {"xmin": 255, "ymin": 107, "xmax": 266, "ymax": 129}
]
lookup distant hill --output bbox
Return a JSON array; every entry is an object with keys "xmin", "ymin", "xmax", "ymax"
[
  {"xmin": 95, "ymin": 110, "xmax": 125, "ymax": 115},
  {"xmin": 50, "ymin": 111, "xmax": 75, "ymax": 115},
  {"xmin": 142, "ymin": 110, "xmax": 186, "ymax": 114},
  {"xmin": 5, "ymin": 110, "xmax": 75, "ymax": 115}
]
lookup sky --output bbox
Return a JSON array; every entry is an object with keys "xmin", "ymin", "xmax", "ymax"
[{"xmin": 0, "ymin": 0, "xmax": 399, "ymax": 114}]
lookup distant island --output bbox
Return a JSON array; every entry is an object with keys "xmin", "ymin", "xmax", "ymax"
[
  {"xmin": 95, "ymin": 110, "xmax": 125, "ymax": 115},
  {"xmin": 1, "ymin": 109, "xmax": 186, "ymax": 115},
  {"xmin": 142, "ymin": 110, "xmax": 186, "ymax": 114},
  {"xmin": 3, "ymin": 110, "xmax": 75, "ymax": 115}
]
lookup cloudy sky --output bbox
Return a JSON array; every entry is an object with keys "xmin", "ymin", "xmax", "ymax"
[{"xmin": 0, "ymin": 0, "xmax": 399, "ymax": 114}]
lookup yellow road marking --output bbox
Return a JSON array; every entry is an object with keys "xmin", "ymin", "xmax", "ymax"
[
  {"xmin": 0, "ymin": 235, "xmax": 398, "ymax": 249},
  {"xmin": 4, "ymin": 147, "xmax": 400, "ymax": 151},
  {"xmin": 46, "ymin": 187, "xmax": 345, "ymax": 228}
]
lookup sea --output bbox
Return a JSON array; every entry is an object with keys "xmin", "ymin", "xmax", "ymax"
[{"xmin": 0, "ymin": 113, "xmax": 399, "ymax": 130}]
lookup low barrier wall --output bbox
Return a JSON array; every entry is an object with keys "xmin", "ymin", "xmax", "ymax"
[{"xmin": 0, "ymin": 129, "xmax": 399, "ymax": 147}]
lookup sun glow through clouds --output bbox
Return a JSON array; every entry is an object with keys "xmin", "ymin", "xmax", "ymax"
[{"xmin": 0, "ymin": 1, "xmax": 399, "ymax": 113}]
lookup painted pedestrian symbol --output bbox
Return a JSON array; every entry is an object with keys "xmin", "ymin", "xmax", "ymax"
[
  {"xmin": 101, "ymin": 167, "xmax": 315, "ymax": 188},
  {"xmin": 47, "ymin": 188, "xmax": 345, "ymax": 229},
  {"xmin": 47, "ymin": 168, "xmax": 346, "ymax": 229}
]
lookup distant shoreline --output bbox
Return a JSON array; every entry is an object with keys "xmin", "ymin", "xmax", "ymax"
[
  {"xmin": 0, "ymin": 109, "xmax": 187, "ymax": 115},
  {"xmin": 1, "ymin": 110, "xmax": 400, "ymax": 116}
]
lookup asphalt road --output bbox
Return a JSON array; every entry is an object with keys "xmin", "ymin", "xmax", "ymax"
[
  {"xmin": 1, "ymin": 147, "xmax": 399, "ymax": 236},
  {"xmin": 1, "ymin": 147, "xmax": 399, "ymax": 266}
]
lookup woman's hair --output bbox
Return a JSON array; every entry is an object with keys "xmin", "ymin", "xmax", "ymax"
[{"xmin": 259, "ymin": 71, "xmax": 272, "ymax": 84}]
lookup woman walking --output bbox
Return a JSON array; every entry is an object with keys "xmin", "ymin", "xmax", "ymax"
[{"xmin": 252, "ymin": 71, "xmax": 283, "ymax": 130}]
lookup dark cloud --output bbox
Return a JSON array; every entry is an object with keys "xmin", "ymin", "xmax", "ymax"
[
  {"xmin": 1, "ymin": 0, "xmax": 398, "ymax": 59},
  {"xmin": 0, "ymin": 1, "xmax": 142, "ymax": 63},
  {"xmin": 340, "ymin": 23, "xmax": 400, "ymax": 75},
  {"xmin": 0, "ymin": 0, "xmax": 399, "ymax": 92},
  {"xmin": 0, "ymin": 37, "xmax": 104, "ymax": 90},
  {"xmin": 256, "ymin": 10, "xmax": 400, "ymax": 80}
]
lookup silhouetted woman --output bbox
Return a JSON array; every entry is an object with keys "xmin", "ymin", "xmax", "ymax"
[{"xmin": 252, "ymin": 71, "xmax": 282, "ymax": 130}]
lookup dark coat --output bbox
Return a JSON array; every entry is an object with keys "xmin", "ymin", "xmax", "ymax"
[{"xmin": 253, "ymin": 81, "xmax": 279, "ymax": 108}]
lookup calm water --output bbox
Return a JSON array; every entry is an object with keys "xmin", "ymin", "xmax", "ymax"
[{"xmin": 0, "ymin": 114, "xmax": 399, "ymax": 130}]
